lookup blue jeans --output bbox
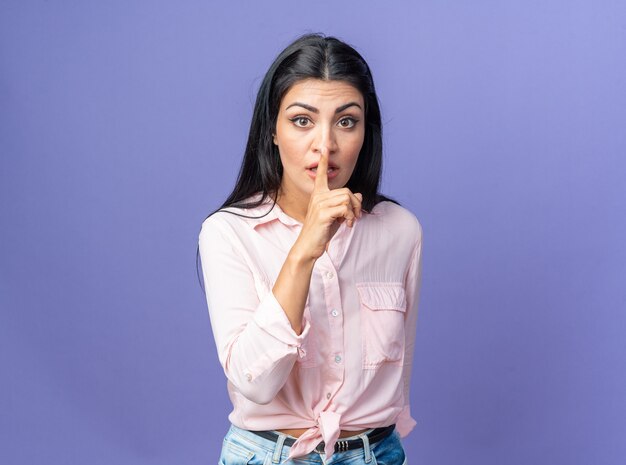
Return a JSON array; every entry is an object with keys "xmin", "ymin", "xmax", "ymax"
[{"xmin": 219, "ymin": 423, "xmax": 407, "ymax": 465}]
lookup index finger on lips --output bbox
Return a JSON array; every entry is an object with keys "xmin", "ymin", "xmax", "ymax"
[{"xmin": 313, "ymin": 147, "xmax": 330, "ymax": 193}]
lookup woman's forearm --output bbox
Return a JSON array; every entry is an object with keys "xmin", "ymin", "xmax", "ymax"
[{"xmin": 272, "ymin": 245, "xmax": 317, "ymax": 335}]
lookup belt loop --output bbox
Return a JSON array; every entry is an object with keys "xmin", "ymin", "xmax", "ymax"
[
  {"xmin": 358, "ymin": 432, "xmax": 373, "ymax": 463},
  {"xmin": 272, "ymin": 432, "xmax": 287, "ymax": 463}
]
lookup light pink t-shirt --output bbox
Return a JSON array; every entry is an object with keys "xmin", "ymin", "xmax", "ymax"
[{"xmin": 198, "ymin": 192, "xmax": 423, "ymax": 460}]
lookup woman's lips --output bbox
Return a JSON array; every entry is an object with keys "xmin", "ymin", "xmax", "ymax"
[{"xmin": 306, "ymin": 167, "xmax": 339, "ymax": 179}]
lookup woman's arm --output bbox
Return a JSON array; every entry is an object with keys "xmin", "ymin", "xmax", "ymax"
[
  {"xmin": 397, "ymin": 223, "xmax": 423, "ymax": 436},
  {"xmin": 274, "ymin": 147, "xmax": 361, "ymax": 335},
  {"xmin": 198, "ymin": 217, "xmax": 313, "ymax": 405},
  {"xmin": 271, "ymin": 244, "xmax": 316, "ymax": 335}
]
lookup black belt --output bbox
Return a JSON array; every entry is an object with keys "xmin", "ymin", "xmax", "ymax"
[{"xmin": 249, "ymin": 424, "xmax": 395, "ymax": 454}]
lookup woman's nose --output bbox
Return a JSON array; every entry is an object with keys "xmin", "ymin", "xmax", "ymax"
[{"xmin": 312, "ymin": 123, "xmax": 338, "ymax": 154}]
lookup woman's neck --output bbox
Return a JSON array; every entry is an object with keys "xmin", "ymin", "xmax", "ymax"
[{"xmin": 275, "ymin": 188, "xmax": 309, "ymax": 224}]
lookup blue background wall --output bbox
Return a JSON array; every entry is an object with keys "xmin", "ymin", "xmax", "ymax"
[{"xmin": 1, "ymin": 1, "xmax": 625, "ymax": 464}]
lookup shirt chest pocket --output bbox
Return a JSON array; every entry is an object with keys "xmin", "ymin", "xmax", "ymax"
[{"xmin": 356, "ymin": 282, "xmax": 407, "ymax": 368}]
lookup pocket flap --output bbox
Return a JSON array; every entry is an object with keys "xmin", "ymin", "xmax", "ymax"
[{"xmin": 356, "ymin": 283, "xmax": 407, "ymax": 311}]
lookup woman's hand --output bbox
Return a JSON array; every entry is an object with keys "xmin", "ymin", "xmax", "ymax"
[{"xmin": 292, "ymin": 148, "xmax": 363, "ymax": 261}]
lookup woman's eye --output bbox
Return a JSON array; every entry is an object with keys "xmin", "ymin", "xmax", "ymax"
[
  {"xmin": 290, "ymin": 116, "xmax": 359, "ymax": 129},
  {"xmin": 290, "ymin": 117, "xmax": 311, "ymax": 128},
  {"xmin": 338, "ymin": 117, "xmax": 358, "ymax": 129}
]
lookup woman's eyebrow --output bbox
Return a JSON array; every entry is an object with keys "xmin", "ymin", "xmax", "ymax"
[{"xmin": 285, "ymin": 102, "xmax": 362, "ymax": 113}]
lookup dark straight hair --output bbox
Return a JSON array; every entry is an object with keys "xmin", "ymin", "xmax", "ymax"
[{"xmin": 196, "ymin": 32, "xmax": 400, "ymax": 291}]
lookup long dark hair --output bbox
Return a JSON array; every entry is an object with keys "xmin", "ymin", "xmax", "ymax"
[{"xmin": 196, "ymin": 32, "xmax": 400, "ymax": 291}]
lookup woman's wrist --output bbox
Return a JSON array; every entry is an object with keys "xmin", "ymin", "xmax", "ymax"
[{"xmin": 288, "ymin": 242, "xmax": 317, "ymax": 269}]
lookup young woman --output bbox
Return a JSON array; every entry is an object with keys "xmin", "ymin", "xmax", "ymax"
[{"xmin": 198, "ymin": 33, "xmax": 423, "ymax": 465}]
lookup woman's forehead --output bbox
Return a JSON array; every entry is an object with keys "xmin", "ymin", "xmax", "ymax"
[{"xmin": 280, "ymin": 79, "xmax": 363, "ymax": 108}]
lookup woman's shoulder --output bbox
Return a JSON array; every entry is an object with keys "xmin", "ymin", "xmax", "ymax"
[
  {"xmin": 201, "ymin": 192, "xmax": 269, "ymax": 230},
  {"xmin": 369, "ymin": 199, "xmax": 423, "ymax": 245},
  {"xmin": 201, "ymin": 207, "xmax": 251, "ymax": 231}
]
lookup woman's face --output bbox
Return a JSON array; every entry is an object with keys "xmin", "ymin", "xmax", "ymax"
[{"xmin": 273, "ymin": 78, "xmax": 365, "ymax": 200}]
